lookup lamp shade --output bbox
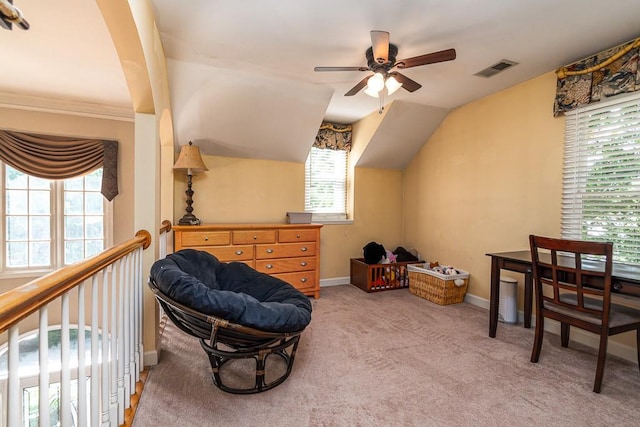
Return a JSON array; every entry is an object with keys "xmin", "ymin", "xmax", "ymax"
[
  {"xmin": 173, "ymin": 141, "xmax": 208, "ymax": 173},
  {"xmin": 385, "ymin": 75, "xmax": 402, "ymax": 95},
  {"xmin": 368, "ymin": 73, "xmax": 385, "ymax": 92},
  {"xmin": 364, "ymin": 85, "xmax": 380, "ymax": 98}
]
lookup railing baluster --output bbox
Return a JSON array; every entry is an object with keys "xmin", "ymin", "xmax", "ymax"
[
  {"xmin": 78, "ymin": 281, "xmax": 87, "ymax": 427},
  {"xmin": 117, "ymin": 256, "xmax": 125, "ymax": 425},
  {"xmin": 123, "ymin": 253, "xmax": 132, "ymax": 408},
  {"xmin": 91, "ymin": 275, "xmax": 100, "ymax": 426},
  {"xmin": 39, "ymin": 306, "xmax": 50, "ymax": 427},
  {"xmin": 61, "ymin": 293, "xmax": 71, "ymax": 427},
  {"xmin": 7, "ymin": 325, "xmax": 20, "ymax": 427},
  {"xmin": 129, "ymin": 252, "xmax": 137, "ymax": 391},
  {"xmin": 101, "ymin": 268, "xmax": 111, "ymax": 427},
  {"xmin": 134, "ymin": 248, "xmax": 142, "ymax": 382},
  {"xmin": 110, "ymin": 259, "xmax": 120, "ymax": 424}
]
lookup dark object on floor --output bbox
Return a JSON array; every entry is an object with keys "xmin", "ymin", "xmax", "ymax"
[
  {"xmin": 392, "ymin": 246, "xmax": 419, "ymax": 262},
  {"xmin": 149, "ymin": 249, "xmax": 311, "ymax": 394},
  {"xmin": 529, "ymin": 235, "xmax": 640, "ymax": 393},
  {"xmin": 363, "ymin": 241, "xmax": 386, "ymax": 264}
]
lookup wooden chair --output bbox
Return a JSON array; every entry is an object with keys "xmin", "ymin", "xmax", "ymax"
[{"xmin": 529, "ymin": 235, "xmax": 640, "ymax": 393}]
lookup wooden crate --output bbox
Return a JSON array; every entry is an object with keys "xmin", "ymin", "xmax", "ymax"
[{"xmin": 350, "ymin": 258, "xmax": 422, "ymax": 292}]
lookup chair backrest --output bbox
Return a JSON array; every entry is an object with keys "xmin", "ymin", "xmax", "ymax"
[{"xmin": 529, "ymin": 235, "xmax": 613, "ymax": 325}]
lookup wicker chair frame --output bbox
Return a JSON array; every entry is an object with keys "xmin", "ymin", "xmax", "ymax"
[{"xmin": 148, "ymin": 277, "xmax": 305, "ymax": 394}]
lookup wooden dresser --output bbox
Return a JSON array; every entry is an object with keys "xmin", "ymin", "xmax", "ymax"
[{"xmin": 173, "ymin": 223, "xmax": 322, "ymax": 298}]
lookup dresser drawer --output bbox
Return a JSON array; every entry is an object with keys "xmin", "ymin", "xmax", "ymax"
[
  {"xmin": 273, "ymin": 271, "xmax": 317, "ymax": 294},
  {"xmin": 255, "ymin": 242, "xmax": 316, "ymax": 259},
  {"xmin": 180, "ymin": 231, "xmax": 231, "ymax": 247},
  {"xmin": 278, "ymin": 229, "xmax": 318, "ymax": 243},
  {"xmin": 200, "ymin": 245, "xmax": 254, "ymax": 262},
  {"xmin": 255, "ymin": 257, "xmax": 316, "ymax": 274},
  {"xmin": 232, "ymin": 230, "xmax": 277, "ymax": 244}
]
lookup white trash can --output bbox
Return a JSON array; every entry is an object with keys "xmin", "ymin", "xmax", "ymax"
[{"xmin": 498, "ymin": 276, "xmax": 518, "ymax": 324}]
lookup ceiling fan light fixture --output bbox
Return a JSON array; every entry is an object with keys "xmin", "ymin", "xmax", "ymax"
[
  {"xmin": 364, "ymin": 73, "xmax": 385, "ymax": 98},
  {"xmin": 368, "ymin": 73, "xmax": 385, "ymax": 91},
  {"xmin": 385, "ymin": 75, "xmax": 402, "ymax": 95},
  {"xmin": 364, "ymin": 85, "xmax": 380, "ymax": 98}
]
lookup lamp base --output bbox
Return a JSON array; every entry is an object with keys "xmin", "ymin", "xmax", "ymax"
[
  {"xmin": 177, "ymin": 214, "xmax": 201, "ymax": 226},
  {"xmin": 178, "ymin": 173, "xmax": 201, "ymax": 226}
]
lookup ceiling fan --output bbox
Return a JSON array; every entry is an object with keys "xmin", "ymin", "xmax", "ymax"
[{"xmin": 314, "ymin": 30, "xmax": 456, "ymax": 97}]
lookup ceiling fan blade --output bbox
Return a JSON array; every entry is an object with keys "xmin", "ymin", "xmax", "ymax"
[
  {"xmin": 370, "ymin": 30, "xmax": 390, "ymax": 64},
  {"xmin": 345, "ymin": 76, "xmax": 370, "ymax": 96},
  {"xmin": 391, "ymin": 72, "xmax": 422, "ymax": 92},
  {"xmin": 314, "ymin": 66, "xmax": 369, "ymax": 72},
  {"xmin": 396, "ymin": 48, "xmax": 456, "ymax": 69}
]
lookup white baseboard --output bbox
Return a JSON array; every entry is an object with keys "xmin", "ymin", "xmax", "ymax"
[
  {"xmin": 144, "ymin": 349, "xmax": 159, "ymax": 366},
  {"xmin": 320, "ymin": 276, "xmax": 350, "ymax": 287},
  {"xmin": 464, "ymin": 292, "xmax": 638, "ymax": 364}
]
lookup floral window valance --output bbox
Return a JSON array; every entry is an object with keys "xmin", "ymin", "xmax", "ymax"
[
  {"xmin": 313, "ymin": 122, "xmax": 352, "ymax": 152},
  {"xmin": 0, "ymin": 130, "xmax": 119, "ymax": 201},
  {"xmin": 554, "ymin": 37, "xmax": 640, "ymax": 116}
]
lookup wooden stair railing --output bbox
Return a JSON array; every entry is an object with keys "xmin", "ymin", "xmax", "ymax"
[{"xmin": 0, "ymin": 228, "xmax": 152, "ymax": 427}]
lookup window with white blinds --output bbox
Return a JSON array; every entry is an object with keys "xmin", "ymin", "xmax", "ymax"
[
  {"xmin": 304, "ymin": 146, "xmax": 348, "ymax": 220},
  {"xmin": 562, "ymin": 92, "xmax": 640, "ymax": 266}
]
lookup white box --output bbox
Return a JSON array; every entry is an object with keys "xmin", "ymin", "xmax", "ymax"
[{"xmin": 286, "ymin": 212, "xmax": 312, "ymax": 224}]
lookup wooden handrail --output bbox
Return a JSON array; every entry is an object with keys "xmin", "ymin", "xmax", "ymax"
[
  {"xmin": 0, "ymin": 229, "xmax": 152, "ymax": 333},
  {"xmin": 160, "ymin": 220, "xmax": 172, "ymax": 234}
]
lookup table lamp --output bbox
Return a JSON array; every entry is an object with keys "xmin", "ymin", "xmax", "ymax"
[{"xmin": 173, "ymin": 141, "xmax": 208, "ymax": 225}]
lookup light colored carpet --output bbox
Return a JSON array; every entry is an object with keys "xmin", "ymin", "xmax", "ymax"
[{"xmin": 133, "ymin": 285, "xmax": 640, "ymax": 426}]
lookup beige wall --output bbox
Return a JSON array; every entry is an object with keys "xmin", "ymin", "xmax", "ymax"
[
  {"xmin": 173, "ymin": 154, "xmax": 404, "ymax": 279},
  {"xmin": 0, "ymin": 107, "xmax": 136, "ymax": 291},
  {"xmin": 402, "ymin": 72, "xmax": 639, "ymax": 355},
  {"xmin": 403, "ymin": 72, "xmax": 564, "ymax": 303}
]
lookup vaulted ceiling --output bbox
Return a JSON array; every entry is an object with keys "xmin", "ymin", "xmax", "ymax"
[{"xmin": 2, "ymin": 1, "xmax": 640, "ymax": 169}]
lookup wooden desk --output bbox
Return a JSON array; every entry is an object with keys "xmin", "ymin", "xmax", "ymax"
[{"xmin": 486, "ymin": 250, "xmax": 640, "ymax": 338}]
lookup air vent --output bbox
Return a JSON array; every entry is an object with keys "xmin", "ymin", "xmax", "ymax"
[{"xmin": 474, "ymin": 59, "xmax": 518, "ymax": 78}]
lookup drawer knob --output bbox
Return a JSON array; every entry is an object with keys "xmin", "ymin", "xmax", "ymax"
[
  {"xmin": 296, "ymin": 234, "xmax": 301, "ymax": 238},
  {"xmin": 301, "ymin": 247, "xmax": 308, "ymax": 252},
  {"xmin": 266, "ymin": 264, "xmax": 273, "ymax": 269},
  {"xmin": 253, "ymin": 235, "xmax": 257, "ymax": 240},
  {"xmin": 300, "ymin": 277, "xmax": 307, "ymax": 283},
  {"xmin": 300, "ymin": 261, "xmax": 307, "ymax": 266},
  {"xmin": 204, "ymin": 236, "xmax": 209, "ymax": 241},
  {"xmin": 266, "ymin": 248, "xmax": 274, "ymax": 254},
  {"xmin": 235, "ymin": 250, "xmax": 243, "ymax": 255}
]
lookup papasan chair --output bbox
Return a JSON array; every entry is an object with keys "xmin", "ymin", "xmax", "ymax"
[{"xmin": 149, "ymin": 249, "xmax": 312, "ymax": 394}]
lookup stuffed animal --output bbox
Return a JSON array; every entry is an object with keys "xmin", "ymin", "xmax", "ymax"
[
  {"xmin": 444, "ymin": 267, "xmax": 459, "ymax": 275},
  {"xmin": 386, "ymin": 250, "xmax": 397, "ymax": 263},
  {"xmin": 427, "ymin": 263, "xmax": 459, "ymax": 275}
]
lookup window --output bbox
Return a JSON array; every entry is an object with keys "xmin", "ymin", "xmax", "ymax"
[
  {"xmin": 562, "ymin": 92, "xmax": 640, "ymax": 266},
  {"xmin": 304, "ymin": 146, "xmax": 348, "ymax": 221},
  {"xmin": 2, "ymin": 165, "xmax": 108, "ymax": 272}
]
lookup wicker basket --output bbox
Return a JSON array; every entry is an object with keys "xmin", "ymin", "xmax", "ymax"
[{"xmin": 407, "ymin": 264, "xmax": 469, "ymax": 305}]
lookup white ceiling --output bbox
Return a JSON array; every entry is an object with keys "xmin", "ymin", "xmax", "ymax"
[{"xmin": 2, "ymin": 1, "xmax": 640, "ymax": 168}]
